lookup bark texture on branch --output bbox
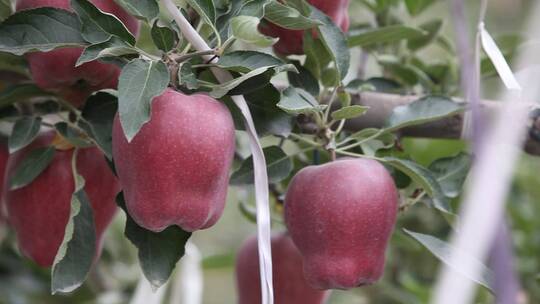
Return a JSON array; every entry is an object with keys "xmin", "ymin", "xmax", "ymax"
[{"xmin": 337, "ymin": 91, "xmax": 540, "ymax": 156}]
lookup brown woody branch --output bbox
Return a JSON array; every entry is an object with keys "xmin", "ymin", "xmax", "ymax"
[{"xmin": 301, "ymin": 91, "xmax": 540, "ymax": 156}]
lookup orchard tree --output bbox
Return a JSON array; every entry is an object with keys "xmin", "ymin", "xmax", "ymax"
[{"xmin": 0, "ymin": 0, "xmax": 538, "ymax": 303}]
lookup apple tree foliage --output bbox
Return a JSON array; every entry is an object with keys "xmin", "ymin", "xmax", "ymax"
[{"xmin": 0, "ymin": 0, "xmax": 533, "ymax": 302}]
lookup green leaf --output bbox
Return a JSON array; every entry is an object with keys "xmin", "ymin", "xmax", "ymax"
[
  {"xmin": 263, "ymin": 1, "xmax": 322, "ymax": 30},
  {"xmin": 114, "ymin": 0, "xmax": 159, "ymax": 21},
  {"xmin": 407, "ymin": 19, "xmax": 443, "ymax": 51},
  {"xmin": 71, "ymin": 0, "xmax": 136, "ymax": 45},
  {"xmin": 0, "ymin": 0, "xmax": 12, "ymax": 22},
  {"xmin": 429, "ymin": 153, "xmax": 472, "ymax": 198},
  {"xmin": 231, "ymin": 146, "xmax": 293, "ymax": 184},
  {"xmin": 51, "ymin": 186, "xmax": 96, "ymax": 294},
  {"xmin": 303, "ymin": 33, "xmax": 332, "ymax": 79},
  {"xmin": 210, "ymin": 66, "xmax": 284, "ymax": 98},
  {"xmin": 0, "ymin": 8, "xmax": 86, "ymax": 55},
  {"xmin": 403, "ymin": 229, "xmax": 493, "ymax": 290},
  {"xmin": 404, "ymin": 0, "xmax": 436, "ymax": 16},
  {"xmin": 186, "ymin": 0, "xmax": 216, "ymax": 26},
  {"xmin": 55, "ymin": 122, "xmax": 93, "ymax": 148},
  {"xmin": 386, "ymin": 96, "xmax": 464, "ymax": 132},
  {"xmin": 310, "ymin": 6, "xmax": 349, "ymax": 81},
  {"xmin": 0, "ymin": 51, "xmax": 29, "ymax": 76},
  {"xmin": 231, "ymin": 16, "xmax": 277, "ymax": 47},
  {"xmin": 287, "ymin": 61, "xmax": 320, "ymax": 96},
  {"xmin": 243, "ymin": 84, "xmax": 293, "ymax": 137},
  {"xmin": 348, "ymin": 25, "xmax": 427, "ymax": 48},
  {"xmin": 151, "ymin": 21, "xmax": 177, "ymax": 52},
  {"xmin": 277, "ymin": 87, "xmax": 326, "ymax": 115},
  {"xmin": 0, "ymin": 84, "xmax": 52, "ymax": 108},
  {"xmin": 9, "ymin": 116, "xmax": 42, "ymax": 153},
  {"xmin": 116, "ymin": 193, "xmax": 192, "ymax": 290},
  {"xmin": 178, "ymin": 61, "xmax": 199, "ymax": 90},
  {"xmin": 383, "ymin": 157, "xmax": 451, "ymax": 213},
  {"xmin": 118, "ymin": 59, "xmax": 169, "ymax": 142},
  {"xmin": 239, "ymin": 201, "xmax": 257, "ymax": 223},
  {"xmin": 9, "ymin": 147, "xmax": 56, "ymax": 190},
  {"xmin": 331, "ymin": 105, "xmax": 369, "ymax": 120},
  {"xmin": 218, "ymin": 51, "xmax": 284, "ymax": 73},
  {"xmin": 77, "ymin": 37, "xmax": 138, "ymax": 66},
  {"xmin": 80, "ymin": 91, "xmax": 118, "ymax": 159}
]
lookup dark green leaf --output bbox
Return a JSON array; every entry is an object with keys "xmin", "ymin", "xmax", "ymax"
[
  {"xmin": 81, "ymin": 92, "xmax": 118, "ymax": 159},
  {"xmin": 71, "ymin": 0, "xmax": 136, "ymax": 45},
  {"xmin": 151, "ymin": 21, "xmax": 177, "ymax": 52},
  {"xmin": 116, "ymin": 193, "xmax": 192, "ymax": 290},
  {"xmin": 9, "ymin": 147, "xmax": 56, "ymax": 190},
  {"xmin": 310, "ymin": 6, "xmax": 349, "ymax": 81},
  {"xmin": 383, "ymin": 157, "xmax": 451, "ymax": 213},
  {"xmin": 386, "ymin": 96, "xmax": 464, "ymax": 132},
  {"xmin": 77, "ymin": 37, "xmax": 138, "ymax": 66},
  {"xmin": 210, "ymin": 65, "xmax": 291, "ymax": 98},
  {"xmin": 231, "ymin": 146, "xmax": 293, "ymax": 184},
  {"xmin": 0, "ymin": 8, "xmax": 86, "ymax": 55},
  {"xmin": 118, "ymin": 59, "xmax": 169, "ymax": 141},
  {"xmin": 429, "ymin": 153, "xmax": 472, "ymax": 198},
  {"xmin": 0, "ymin": 51, "xmax": 29, "ymax": 76},
  {"xmin": 287, "ymin": 62, "xmax": 320, "ymax": 96},
  {"xmin": 277, "ymin": 87, "xmax": 326, "ymax": 115},
  {"xmin": 51, "ymin": 188, "xmax": 96, "ymax": 294},
  {"xmin": 9, "ymin": 116, "xmax": 42, "ymax": 153},
  {"xmin": 243, "ymin": 84, "xmax": 293, "ymax": 137},
  {"xmin": 404, "ymin": 229, "xmax": 493, "ymax": 290},
  {"xmin": 218, "ymin": 51, "xmax": 284, "ymax": 73}
]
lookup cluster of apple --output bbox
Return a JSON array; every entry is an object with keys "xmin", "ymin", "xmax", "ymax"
[{"xmin": 0, "ymin": 0, "xmax": 399, "ymax": 303}]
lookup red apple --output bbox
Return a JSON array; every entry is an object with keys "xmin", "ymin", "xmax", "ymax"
[
  {"xmin": 112, "ymin": 88, "xmax": 235, "ymax": 232},
  {"xmin": 284, "ymin": 158, "xmax": 398, "ymax": 289},
  {"xmin": 236, "ymin": 233, "xmax": 330, "ymax": 304},
  {"xmin": 16, "ymin": 0, "xmax": 140, "ymax": 107},
  {"xmin": 259, "ymin": 0, "xmax": 350, "ymax": 55},
  {"xmin": 4, "ymin": 131, "xmax": 119, "ymax": 267}
]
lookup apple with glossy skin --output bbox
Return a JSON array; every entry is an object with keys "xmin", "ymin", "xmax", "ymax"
[
  {"xmin": 16, "ymin": 0, "xmax": 140, "ymax": 107},
  {"xmin": 259, "ymin": 0, "xmax": 350, "ymax": 55},
  {"xmin": 284, "ymin": 158, "xmax": 398, "ymax": 289},
  {"xmin": 4, "ymin": 131, "xmax": 119, "ymax": 267},
  {"xmin": 112, "ymin": 88, "xmax": 235, "ymax": 232},
  {"xmin": 236, "ymin": 233, "xmax": 330, "ymax": 304}
]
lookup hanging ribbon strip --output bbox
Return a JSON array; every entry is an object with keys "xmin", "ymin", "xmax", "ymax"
[{"xmin": 160, "ymin": 1, "xmax": 274, "ymax": 303}]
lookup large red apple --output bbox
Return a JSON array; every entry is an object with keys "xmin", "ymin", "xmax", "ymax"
[
  {"xmin": 112, "ymin": 88, "xmax": 235, "ymax": 232},
  {"xmin": 4, "ymin": 131, "xmax": 119, "ymax": 267},
  {"xmin": 236, "ymin": 233, "xmax": 330, "ymax": 304},
  {"xmin": 284, "ymin": 158, "xmax": 398, "ymax": 289},
  {"xmin": 259, "ymin": 0, "xmax": 350, "ymax": 55},
  {"xmin": 16, "ymin": 0, "xmax": 140, "ymax": 107}
]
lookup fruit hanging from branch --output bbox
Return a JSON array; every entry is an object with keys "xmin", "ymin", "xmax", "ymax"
[
  {"xmin": 16, "ymin": 0, "xmax": 140, "ymax": 107},
  {"xmin": 236, "ymin": 232, "xmax": 329, "ymax": 304},
  {"xmin": 284, "ymin": 158, "xmax": 399, "ymax": 289},
  {"xmin": 4, "ymin": 131, "xmax": 119, "ymax": 267},
  {"xmin": 259, "ymin": 0, "xmax": 350, "ymax": 55},
  {"xmin": 112, "ymin": 88, "xmax": 236, "ymax": 232}
]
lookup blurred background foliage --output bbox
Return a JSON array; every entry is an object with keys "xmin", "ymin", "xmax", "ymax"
[{"xmin": 1, "ymin": 0, "xmax": 539, "ymax": 303}]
